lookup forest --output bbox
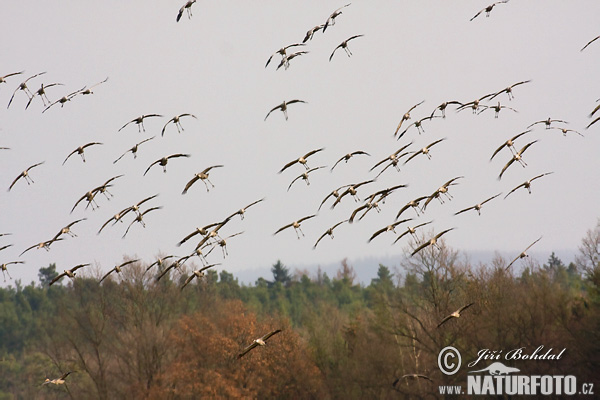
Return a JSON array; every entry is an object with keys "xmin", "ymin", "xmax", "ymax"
[{"xmin": 0, "ymin": 221, "xmax": 599, "ymax": 399}]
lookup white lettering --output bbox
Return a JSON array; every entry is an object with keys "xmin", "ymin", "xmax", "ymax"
[
  {"xmin": 467, "ymin": 375, "xmax": 481, "ymax": 395},
  {"xmin": 564, "ymin": 376, "xmax": 576, "ymax": 395},
  {"xmin": 518, "ymin": 375, "xmax": 530, "ymax": 394},
  {"xmin": 553, "ymin": 376, "xmax": 563, "ymax": 395},
  {"xmin": 481, "ymin": 376, "xmax": 494, "ymax": 395},
  {"xmin": 541, "ymin": 376, "xmax": 552, "ymax": 395},
  {"xmin": 530, "ymin": 375, "xmax": 539, "ymax": 394},
  {"xmin": 505, "ymin": 376, "xmax": 517, "ymax": 395}
]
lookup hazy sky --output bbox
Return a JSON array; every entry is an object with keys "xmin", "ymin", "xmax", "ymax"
[{"xmin": 1, "ymin": 1, "xmax": 599, "ymax": 286}]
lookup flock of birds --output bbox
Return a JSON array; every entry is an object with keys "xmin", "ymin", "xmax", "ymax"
[{"xmin": 1, "ymin": 0, "xmax": 599, "ymax": 388}]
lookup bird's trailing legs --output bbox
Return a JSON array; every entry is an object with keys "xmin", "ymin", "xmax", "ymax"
[
  {"xmin": 202, "ymin": 179, "xmax": 214, "ymax": 192},
  {"xmin": 293, "ymin": 226, "xmax": 305, "ymax": 239}
]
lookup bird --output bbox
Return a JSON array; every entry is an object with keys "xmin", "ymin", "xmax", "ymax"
[
  {"xmin": 146, "ymin": 255, "xmax": 177, "ymax": 272},
  {"xmin": 497, "ymin": 140, "xmax": 537, "ymax": 180},
  {"xmin": 122, "ymin": 207, "xmax": 162, "ymax": 238},
  {"xmin": 303, "ymin": 24, "xmax": 325, "ymax": 43},
  {"xmin": 177, "ymin": 220, "xmax": 227, "ymax": 247},
  {"xmin": 93, "ymin": 174, "xmax": 123, "ymax": 200},
  {"xmin": 313, "ymin": 220, "xmax": 348, "ymax": 249},
  {"xmin": 113, "ymin": 136, "xmax": 155, "ymax": 163},
  {"xmin": 350, "ymin": 184, "xmax": 408, "ymax": 222},
  {"xmin": 20, "ymin": 238, "xmax": 63, "ymax": 257},
  {"xmin": 323, "ymin": 3, "xmax": 351, "ymax": 32},
  {"xmin": 470, "ymin": 1, "xmax": 509, "ymax": 21},
  {"xmin": 330, "ymin": 150, "xmax": 370, "ymax": 171},
  {"xmin": 78, "ymin": 77, "xmax": 109, "ymax": 95},
  {"xmin": 62, "ymin": 142, "xmax": 103, "ymax": 165},
  {"xmin": 477, "ymin": 101, "xmax": 518, "ymax": 118},
  {"xmin": 274, "ymin": 215, "xmax": 317, "ymax": 239},
  {"xmin": 99, "ymin": 259, "xmax": 140, "ymax": 283},
  {"xmin": 403, "ymin": 138, "xmax": 447, "ymax": 165},
  {"xmin": 42, "ymin": 372, "xmax": 72, "ymax": 386},
  {"xmin": 348, "ymin": 201, "xmax": 380, "ymax": 223},
  {"xmin": 394, "ymin": 101, "xmax": 425, "ymax": 136},
  {"xmin": 184, "ymin": 245, "xmax": 214, "ymax": 266},
  {"xmin": 156, "ymin": 256, "xmax": 191, "ymax": 282},
  {"xmin": 581, "ymin": 35, "xmax": 600, "ymax": 52},
  {"xmin": 71, "ymin": 179, "xmax": 117, "ymax": 214},
  {"xmin": 454, "ymin": 193, "xmax": 502, "ymax": 216},
  {"xmin": 287, "ymin": 166, "xmax": 326, "ymax": 191},
  {"xmin": 211, "ymin": 231, "xmax": 244, "ymax": 258},
  {"xmin": 586, "ymin": 116, "xmax": 600, "ymax": 129},
  {"xmin": 503, "ymin": 172, "xmax": 553, "ymax": 199},
  {"xmin": 0, "ymin": 70, "xmax": 23, "ymax": 85},
  {"xmin": 329, "ymin": 35, "xmax": 364, "ymax": 61},
  {"xmin": 42, "ymin": 87, "xmax": 85, "ymax": 113},
  {"xmin": 1, "ymin": 261, "xmax": 24, "ymax": 282},
  {"xmin": 161, "ymin": 113, "xmax": 197, "ymax": 136},
  {"xmin": 182, "ymin": 165, "xmax": 224, "ymax": 193},
  {"xmin": 411, "ymin": 228, "xmax": 455, "ymax": 256},
  {"xmin": 527, "ymin": 118, "xmax": 567, "ymax": 130},
  {"xmin": 392, "ymin": 221, "xmax": 433, "ymax": 244},
  {"xmin": 549, "ymin": 127, "xmax": 583, "ymax": 137},
  {"xmin": 25, "ymin": 82, "xmax": 64, "ymax": 109},
  {"xmin": 393, "ymin": 374, "xmax": 433, "ymax": 386},
  {"xmin": 97, "ymin": 194, "xmax": 158, "ymax": 233},
  {"xmin": 49, "ymin": 264, "xmax": 90, "ymax": 286},
  {"xmin": 7, "ymin": 71, "xmax": 46, "ymax": 109},
  {"xmin": 8, "ymin": 162, "xmax": 44, "ymax": 191},
  {"xmin": 373, "ymin": 158, "xmax": 405, "ymax": 179},
  {"xmin": 264, "ymin": 99, "xmax": 307, "ymax": 121},
  {"xmin": 51, "ymin": 218, "xmax": 86, "ymax": 242},
  {"xmin": 397, "ymin": 115, "xmax": 440, "ymax": 138},
  {"xmin": 70, "ymin": 186, "xmax": 106, "ymax": 213},
  {"xmin": 368, "ymin": 219, "xmax": 412, "ymax": 243},
  {"xmin": 276, "ymin": 51, "xmax": 309, "ymax": 71},
  {"xmin": 331, "ymin": 179, "xmax": 375, "ymax": 208},
  {"xmin": 144, "ymin": 153, "xmax": 190, "ymax": 176},
  {"xmin": 396, "ymin": 196, "xmax": 428, "ymax": 219},
  {"xmin": 265, "ymin": 43, "xmax": 306, "ymax": 69},
  {"xmin": 437, "ymin": 303, "xmax": 475, "ymax": 328},
  {"xmin": 318, "ymin": 184, "xmax": 353, "ymax": 211},
  {"xmin": 456, "ymin": 94, "xmax": 492, "ymax": 114},
  {"xmin": 279, "ymin": 148, "xmax": 325, "ymax": 173},
  {"xmin": 98, "ymin": 211, "xmax": 128, "ymax": 235},
  {"xmin": 488, "ymin": 80, "xmax": 531, "ymax": 101},
  {"xmin": 430, "ymin": 100, "xmax": 462, "ymax": 118},
  {"xmin": 505, "ymin": 236, "xmax": 543, "ymax": 270},
  {"xmin": 193, "ymin": 217, "xmax": 234, "ymax": 250},
  {"xmin": 489, "ymin": 130, "xmax": 531, "ymax": 161},
  {"xmin": 119, "ymin": 114, "xmax": 163, "ymax": 133},
  {"xmin": 422, "ymin": 176, "xmax": 463, "ymax": 211},
  {"xmin": 177, "ymin": 0, "xmax": 196, "ymax": 22},
  {"xmin": 181, "ymin": 264, "xmax": 219, "ymax": 290},
  {"xmin": 227, "ymin": 198, "xmax": 265, "ymax": 220},
  {"xmin": 237, "ymin": 329, "xmax": 282, "ymax": 359},
  {"xmin": 369, "ymin": 142, "xmax": 413, "ymax": 173}
]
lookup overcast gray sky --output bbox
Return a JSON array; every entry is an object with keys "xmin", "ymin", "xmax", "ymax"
[{"xmin": 1, "ymin": 1, "xmax": 599, "ymax": 286}]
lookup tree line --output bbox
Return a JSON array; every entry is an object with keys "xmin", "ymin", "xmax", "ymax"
[{"xmin": 0, "ymin": 221, "xmax": 599, "ymax": 399}]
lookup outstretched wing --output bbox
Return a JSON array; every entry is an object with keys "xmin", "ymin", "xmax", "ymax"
[
  {"xmin": 237, "ymin": 342, "xmax": 259, "ymax": 359},
  {"xmin": 182, "ymin": 175, "xmax": 200, "ymax": 194},
  {"xmin": 49, "ymin": 272, "xmax": 67, "ymax": 286},
  {"xmin": 261, "ymin": 329, "xmax": 282, "ymax": 342}
]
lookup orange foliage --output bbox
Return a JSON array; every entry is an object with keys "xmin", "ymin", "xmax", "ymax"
[{"xmin": 149, "ymin": 299, "xmax": 326, "ymax": 399}]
